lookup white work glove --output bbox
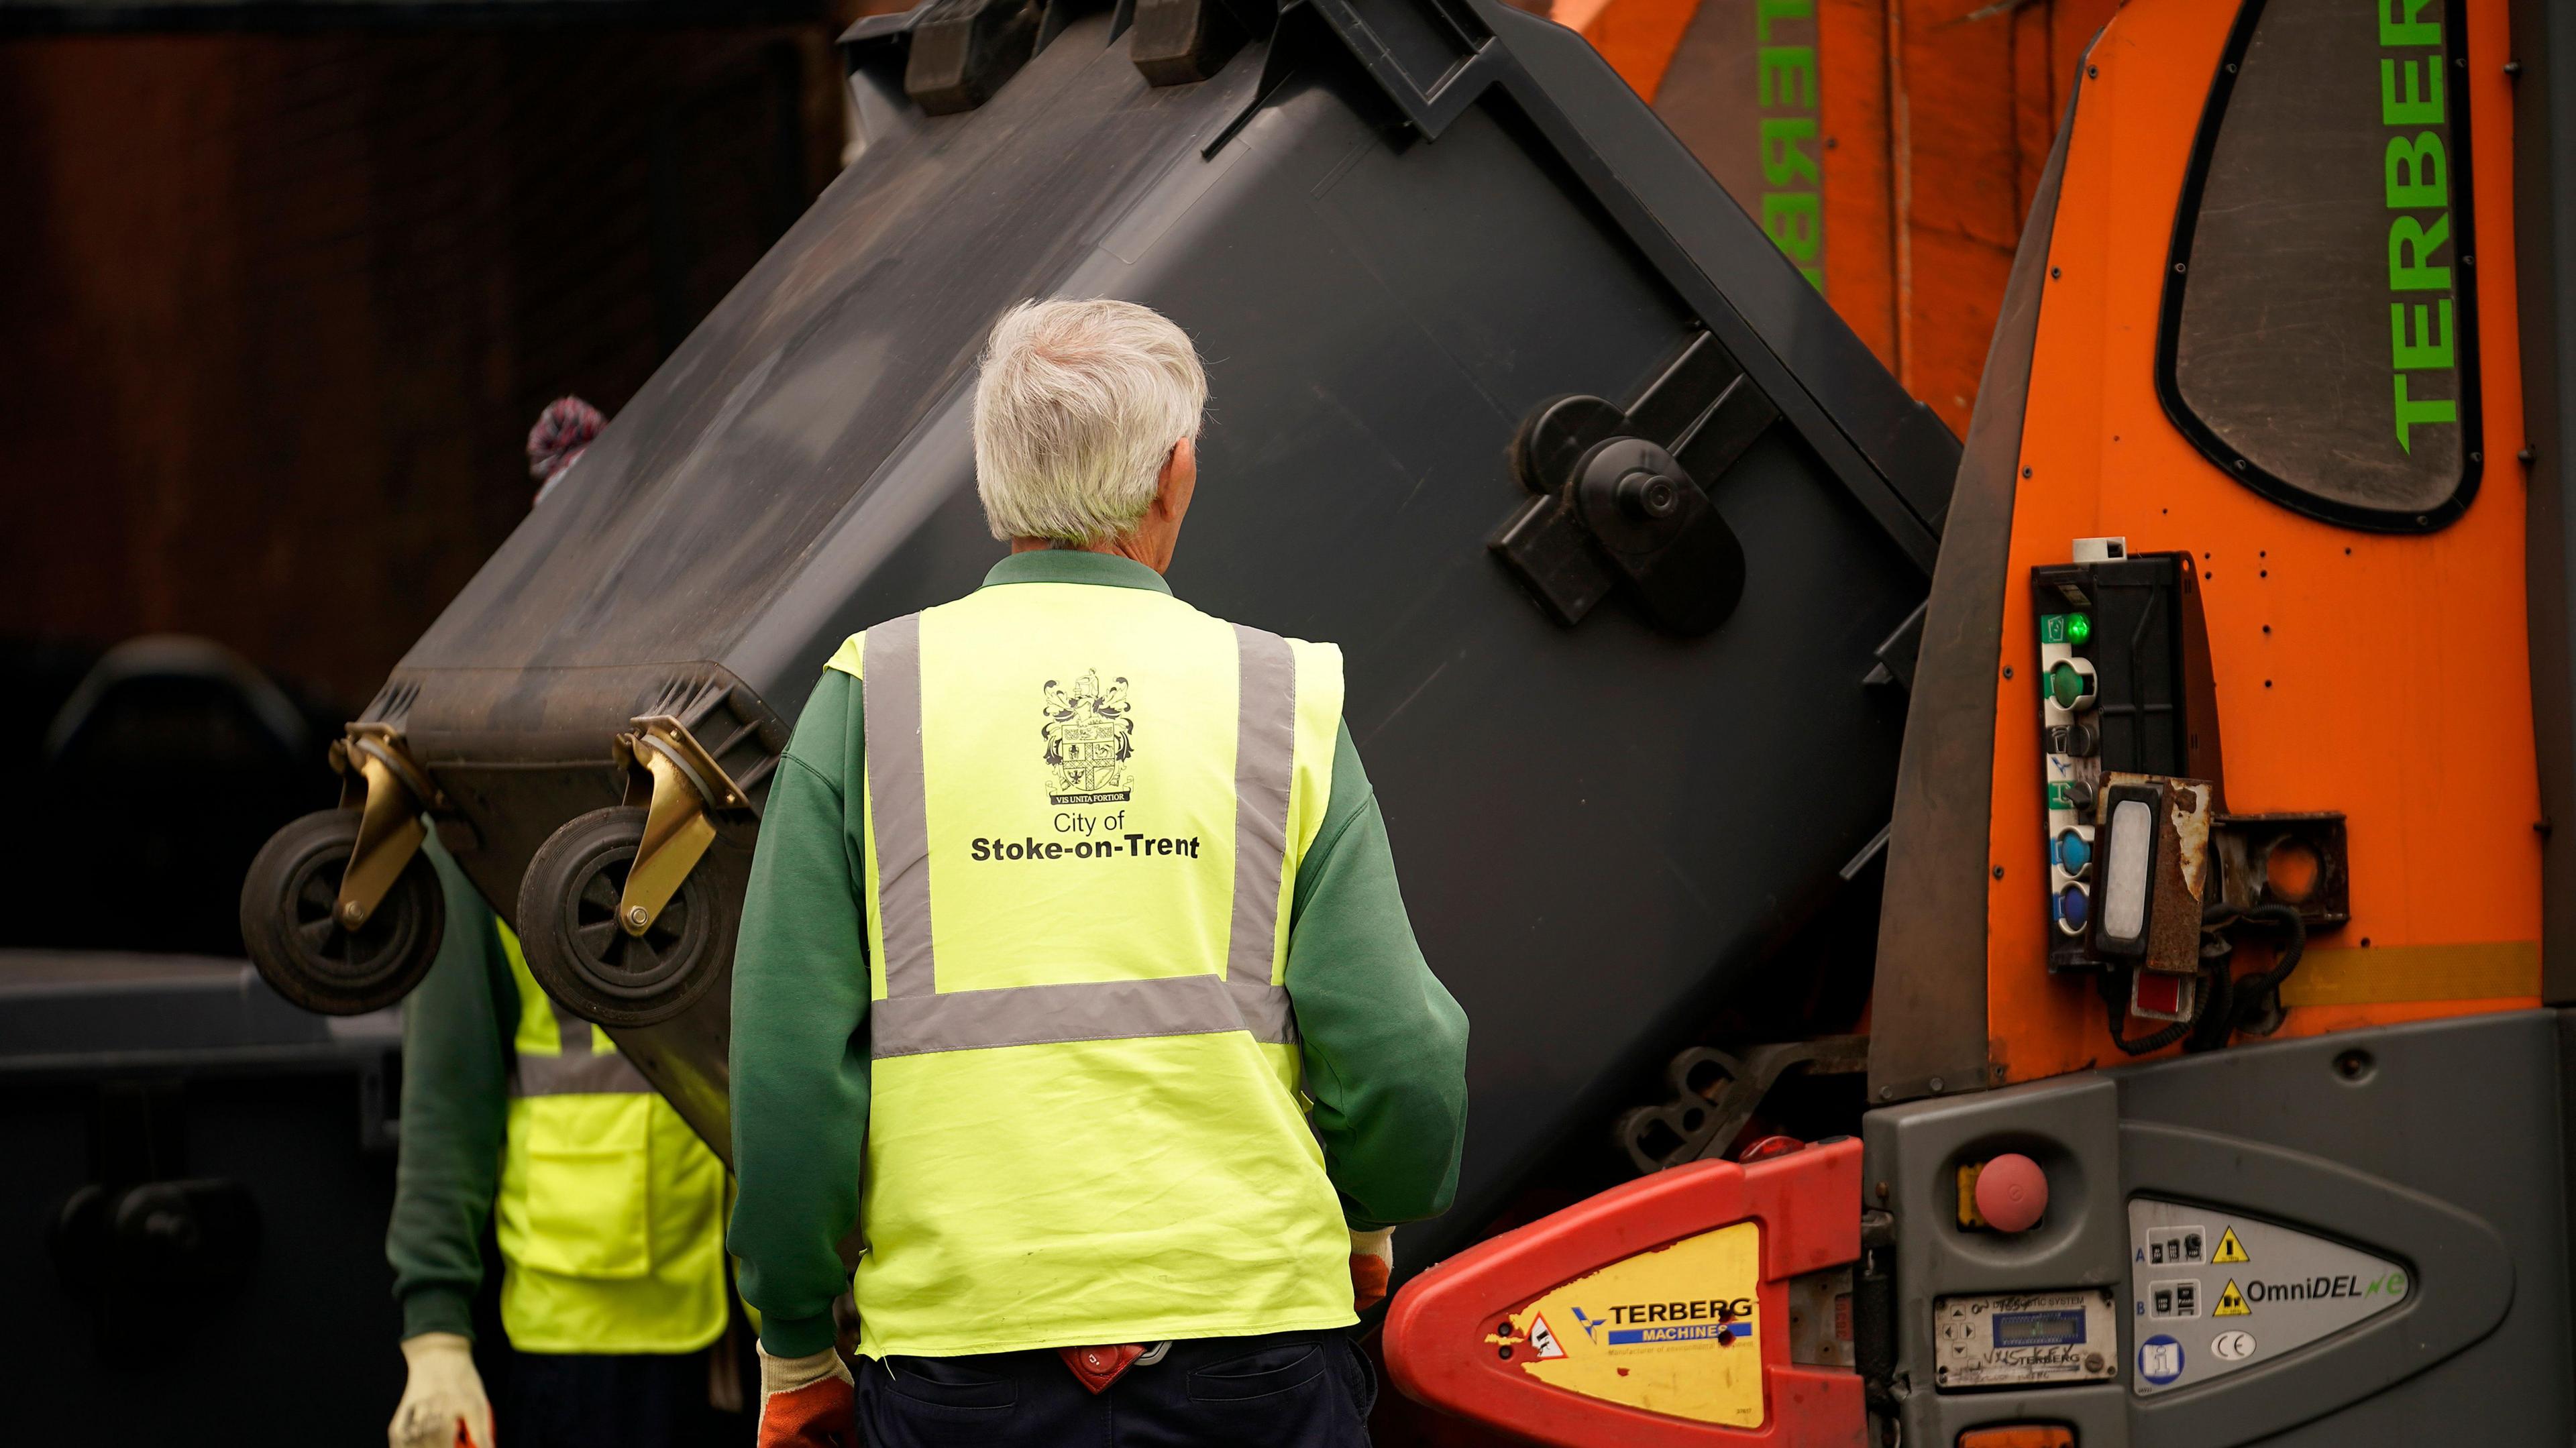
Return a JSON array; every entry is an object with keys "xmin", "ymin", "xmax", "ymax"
[
  {"xmin": 757, "ymin": 1342, "xmax": 855, "ymax": 1448},
  {"xmin": 389, "ymin": 1333, "xmax": 494, "ymax": 1448},
  {"xmin": 1350, "ymin": 1227, "xmax": 1395, "ymax": 1311}
]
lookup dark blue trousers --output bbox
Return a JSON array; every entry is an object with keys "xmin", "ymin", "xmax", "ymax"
[
  {"xmin": 854, "ymin": 1330, "xmax": 1375, "ymax": 1447},
  {"xmin": 505, "ymin": 1348, "xmax": 752, "ymax": 1448}
]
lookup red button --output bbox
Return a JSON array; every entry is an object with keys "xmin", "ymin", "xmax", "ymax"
[{"xmin": 1974, "ymin": 1153, "xmax": 2049, "ymax": 1232}]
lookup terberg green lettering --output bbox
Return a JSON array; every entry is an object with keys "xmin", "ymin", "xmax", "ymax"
[
  {"xmin": 1765, "ymin": 193, "xmax": 1821, "ymax": 264},
  {"xmin": 2377, "ymin": 0, "xmax": 2438, "ymax": 48},
  {"xmin": 1754, "ymin": 0, "xmax": 1809, "ymax": 44},
  {"xmin": 1760, "ymin": 117, "xmax": 1820, "ymax": 186},
  {"xmin": 1754, "ymin": 0, "xmax": 1824, "ymax": 291},
  {"xmin": 2390, "ymin": 299, "xmax": 2454, "ymax": 370},
  {"xmin": 2385, "ymin": 133, "xmax": 2446, "ymax": 208},
  {"xmin": 1758, "ymin": 46, "xmax": 1816, "ymax": 109},
  {"xmin": 2389, "ymin": 215, "xmax": 2450, "ymax": 291},
  {"xmin": 2380, "ymin": 57, "xmax": 2443, "ymax": 124},
  {"xmin": 2377, "ymin": 0, "xmax": 2455, "ymax": 455},
  {"xmin": 2394, "ymin": 378, "xmax": 2457, "ymax": 452}
]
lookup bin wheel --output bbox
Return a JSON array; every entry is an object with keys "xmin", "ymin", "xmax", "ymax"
[
  {"xmin": 239, "ymin": 808, "xmax": 445, "ymax": 1015},
  {"xmin": 517, "ymin": 806, "xmax": 731, "ymax": 1029}
]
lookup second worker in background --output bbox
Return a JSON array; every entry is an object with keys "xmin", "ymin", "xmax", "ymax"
[{"xmin": 729, "ymin": 297, "xmax": 1472, "ymax": 1448}]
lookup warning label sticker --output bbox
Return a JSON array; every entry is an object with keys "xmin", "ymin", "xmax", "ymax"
[
  {"xmin": 2127, "ymin": 1199, "xmax": 2406, "ymax": 1396},
  {"xmin": 1493, "ymin": 1221, "xmax": 1764, "ymax": 1428}
]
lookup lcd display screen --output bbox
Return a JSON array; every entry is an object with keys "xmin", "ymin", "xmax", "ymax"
[{"xmin": 1992, "ymin": 1309, "xmax": 2087, "ymax": 1347}]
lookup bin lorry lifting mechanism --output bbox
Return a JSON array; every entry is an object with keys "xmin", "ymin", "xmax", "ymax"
[{"xmin": 231, "ymin": 0, "xmax": 2576, "ymax": 1438}]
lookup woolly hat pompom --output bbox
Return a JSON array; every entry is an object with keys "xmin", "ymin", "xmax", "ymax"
[{"xmin": 527, "ymin": 396, "xmax": 605, "ymax": 485}]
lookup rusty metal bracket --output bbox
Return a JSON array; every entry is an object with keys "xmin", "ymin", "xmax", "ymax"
[
  {"xmin": 329, "ymin": 724, "xmax": 439, "ymax": 930},
  {"xmin": 2211, "ymin": 810, "xmax": 2349, "ymax": 928},
  {"xmin": 1612, "ymin": 1035, "xmax": 1870, "ymax": 1175},
  {"xmin": 611, "ymin": 716, "xmax": 751, "ymax": 938}
]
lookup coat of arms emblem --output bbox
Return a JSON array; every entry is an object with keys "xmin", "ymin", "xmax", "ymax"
[{"xmin": 1041, "ymin": 669, "xmax": 1134, "ymax": 804}]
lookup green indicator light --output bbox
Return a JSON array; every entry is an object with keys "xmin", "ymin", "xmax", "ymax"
[
  {"xmin": 2047, "ymin": 662, "xmax": 2088, "ymax": 708},
  {"xmin": 2067, "ymin": 612, "xmax": 2092, "ymax": 645},
  {"xmin": 2040, "ymin": 614, "xmax": 2068, "ymax": 644}
]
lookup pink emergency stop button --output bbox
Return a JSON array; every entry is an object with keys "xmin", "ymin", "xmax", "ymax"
[{"xmin": 1975, "ymin": 1153, "xmax": 2049, "ymax": 1232}]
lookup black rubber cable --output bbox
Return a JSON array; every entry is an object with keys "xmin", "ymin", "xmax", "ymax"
[
  {"xmin": 2220, "ymin": 903, "xmax": 2306, "ymax": 1038},
  {"xmin": 2107, "ymin": 901, "xmax": 2308, "ymax": 1055},
  {"xmin": 2102, "ymin": 966, "xmax": 2196, "ymax": 1055}
]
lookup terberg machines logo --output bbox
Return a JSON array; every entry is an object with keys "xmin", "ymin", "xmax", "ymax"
[
  {"xmin": 1042, "ymin": 669, "xmax": 1134, "ymax": 805},
  {"xmin": 1580, "ymin": 1296, "xmax": 1756, "ymax": 1346}
]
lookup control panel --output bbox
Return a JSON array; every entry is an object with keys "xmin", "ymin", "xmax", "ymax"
[
  {"xmin": 1933, "ymin": 1287, "xmax": 2120, "ymax": 1390},
  {"xmin": 2029, "ymin": 541, "xmax": 2226, "ymax": 1012}
]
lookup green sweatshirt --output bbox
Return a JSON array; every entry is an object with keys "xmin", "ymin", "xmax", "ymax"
[
  {"xmin": 728, "ymin": 550, "xmax": 1472, "ymax": 1358},
  {"xmin": 385, "ymin": 840, "xmax": 519, "ymax": 1341}
]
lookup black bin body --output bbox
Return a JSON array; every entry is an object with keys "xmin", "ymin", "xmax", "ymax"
[
  {"xmin": 0, "ymin": 955, "xmax": 405, "ymax": 1440},
  {"xmin": 381, "ymin": 0, "xmax": 1957, "ymax": 1260}
]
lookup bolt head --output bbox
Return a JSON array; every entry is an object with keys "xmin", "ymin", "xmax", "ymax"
[
  {"xmin": 339, "ymin": 901, "xmax": 364, "ymax": 927},
  {"xmin": 625, "ymin": 905, "xmax": 649, "ymax": 929}
]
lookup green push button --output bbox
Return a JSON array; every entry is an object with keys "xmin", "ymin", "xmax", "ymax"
[{"xmin": 2047, "ymin": 662, "xmax": 2090, "ymax": 708}]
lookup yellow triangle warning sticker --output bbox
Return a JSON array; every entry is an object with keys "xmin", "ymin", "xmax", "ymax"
[
  {"xmin": 2214, "ymin": 1280, "xmax": 2251, "ymax": 1317},
  {"xmin": 2212, "ymin": 1227, "xmax": 2249, "ymax": 1264}
]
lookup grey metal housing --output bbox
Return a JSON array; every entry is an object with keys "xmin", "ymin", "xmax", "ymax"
[{"xmin": 1864, "ymin": 1011, "xmax": 2576, "ymax": 1446}]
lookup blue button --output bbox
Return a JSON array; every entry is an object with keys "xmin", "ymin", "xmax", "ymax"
[
  {"xmin": 2055, "ymin": 885, "xmax": 2090, "ymax": 930},
  {"xmin": 2055, "ymin": 831, "xmax": 2092, "ymax": 873}
]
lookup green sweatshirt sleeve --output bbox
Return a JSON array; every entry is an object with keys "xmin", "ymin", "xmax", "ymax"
[
  {"xmin": 1290, "ymin": 723, "xmax": 1471, "ymax": 1232},
  {"xmin": 386, "ymin": 839, "xmax": 519, "ymax": 1341},
  {"xmin": 727, "ymin": 669, "xmax": 873, "ymax": 1359}
]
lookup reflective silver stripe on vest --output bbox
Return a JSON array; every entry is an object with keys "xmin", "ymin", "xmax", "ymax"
[
  {"xmin": 1224, "ymin": 625, "xmax": 1297, "ymax": 1032},
  {"xmin": 876, "ymin": 974, "xmax": 1279, "ymax": 1059},
  {"xmin": 511, "ymin": 997, "xmax": 654, "ymax": 1097},
  {"xmin": 867, "ymin": 620, "xmax": 1301, "ymax": 1058},
  {"xmin": 865, "ymin": 614, "xmax": 938, "ymax": 1001}
]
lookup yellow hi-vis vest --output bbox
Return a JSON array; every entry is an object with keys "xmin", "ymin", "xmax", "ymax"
[
  {"xmin": 830, "ymin": 579, "xmax": 1353, "ymax": 1357},
  {"xmin": 493, "ymin": 925, "xmax": 731, "ymax": 1354}
]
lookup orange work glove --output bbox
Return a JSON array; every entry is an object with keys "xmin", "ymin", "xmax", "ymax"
[
  {"xmin": 1350, "ymin": 1227, "xmax": 1395, "ymax": 1311},
  {"xmin": 756, "ymin": 1343, "xmax": 855, "ymax": 1448}
]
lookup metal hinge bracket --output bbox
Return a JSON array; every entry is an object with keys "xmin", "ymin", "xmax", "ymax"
[{"xmin": 610, "ymin": 716, "xmax": 753, "ymax": 937}]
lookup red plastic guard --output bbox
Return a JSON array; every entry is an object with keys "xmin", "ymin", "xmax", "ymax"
[{"xmin": 1385, "ymin": 1137, "xmax": 1865, "ymax": 1447}]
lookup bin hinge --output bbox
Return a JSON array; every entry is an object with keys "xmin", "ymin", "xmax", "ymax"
[
  {"xmin": 611, "ymin": 716, "xmax": 753, "ymax": 937},
  {"xmin": 328, "ymin": 724, "xmax": 439, "ymax": 930}
]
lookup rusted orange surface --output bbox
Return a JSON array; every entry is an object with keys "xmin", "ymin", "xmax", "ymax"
[
  {"xmin": 1574, "ymin": 0, "xmax": 2121, "ymax": 433},
  {"xmin": 1816, "ymin": 0, "xmax": 1896, "ymax": 361},
  {"xmin": 1559, "ymin": 0, "xmax": 1707, "ymax": 100},
  {"xmin": 1984, "ymin": 0, "xmax": 2538, "ymax": 1080}
]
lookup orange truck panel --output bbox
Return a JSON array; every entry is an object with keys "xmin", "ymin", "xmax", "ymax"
[
  {"xmin": 1568, "ymin": 0, "xmax": 2121, "ymax": 431},
  {"xmin": 1984, "ymin": 0, "xmax": 2538, "ymax": 1080}
]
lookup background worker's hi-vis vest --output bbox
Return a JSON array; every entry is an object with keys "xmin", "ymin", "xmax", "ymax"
[
  {"xmin": 494, "ymin": 926, "xmax": 731, "ymax": 1353},
  {"xmin": 833, "ymin": 579, "xmax": 1354, "ymax": 1357}
]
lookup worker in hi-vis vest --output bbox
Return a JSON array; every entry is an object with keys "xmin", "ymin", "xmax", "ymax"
[
  {"xmin": 383, "ymin": 400, "xmax": 739, "ymax": 1448},
  {"xmin": 730, "ymin": 298, "xmax": 1472, "ymax": 1448}
]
